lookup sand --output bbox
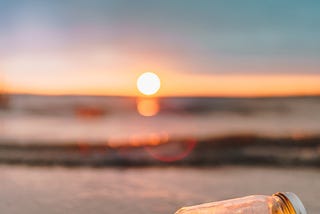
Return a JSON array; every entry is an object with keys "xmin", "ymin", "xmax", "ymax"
[{"xmin": 0, "ymin": 165, "xmax": 319, "ymax": 213}]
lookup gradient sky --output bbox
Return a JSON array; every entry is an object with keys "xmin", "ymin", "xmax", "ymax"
[{"xmin": 1, "ymin": 0, "xmax": 320, "ymax": 96}]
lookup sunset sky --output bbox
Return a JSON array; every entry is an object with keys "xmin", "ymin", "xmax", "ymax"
[{"xmin": 1, "ymin": 0, "xmax": 320, "ymax": 97}]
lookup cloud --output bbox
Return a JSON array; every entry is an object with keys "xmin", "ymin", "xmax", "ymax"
[{"xmin": 0, "ymin": 0, "xmax": 320, "ymax": 75}]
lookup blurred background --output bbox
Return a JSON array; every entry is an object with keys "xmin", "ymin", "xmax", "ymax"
[{"xmin": 0, "ymin": 0, "xmax": 320, "ymax": 213}]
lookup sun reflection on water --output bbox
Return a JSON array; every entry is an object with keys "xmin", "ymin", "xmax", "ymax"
[{"xmin": 136, "ymin": 98, "xmax": 160, "ymax": 117}]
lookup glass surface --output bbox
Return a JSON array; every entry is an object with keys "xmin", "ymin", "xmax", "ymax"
[{"xmin": 175, "ymin": 195, "xmax": 288, "ymax": 214}]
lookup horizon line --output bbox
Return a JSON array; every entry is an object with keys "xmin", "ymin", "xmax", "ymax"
[{"xmin": 5, "ymin": 92, "xmax": 320, "ymax": 99}]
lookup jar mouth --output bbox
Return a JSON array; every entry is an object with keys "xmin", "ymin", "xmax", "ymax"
[{"xmin": 273, "ymin": 192, "xmax": 307, "ymax": 214}]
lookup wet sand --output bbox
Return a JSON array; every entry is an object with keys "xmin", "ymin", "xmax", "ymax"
[{"xmin": 0, "ymin": 165, "xmax": 319, "ymax": 213}]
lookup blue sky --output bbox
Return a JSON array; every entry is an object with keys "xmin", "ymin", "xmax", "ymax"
[{"xmin": 1, "ymin": 0, "xmax": 320, "ymax": 95}]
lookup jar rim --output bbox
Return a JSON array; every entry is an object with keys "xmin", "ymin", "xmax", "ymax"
[{"xmin": 273, "ymin": 192, "xmax": 307, "ymax": 214}]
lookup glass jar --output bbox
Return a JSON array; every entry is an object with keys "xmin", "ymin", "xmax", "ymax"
[{"xmin": 175, "ymin": 192, "xmax": 307, "ymax": 214}]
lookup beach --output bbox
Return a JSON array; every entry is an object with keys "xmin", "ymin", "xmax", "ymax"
[
  {"xmin": 1, "ymin": 95, "xmax": 320, "ymax": 213},
  {"xmin": 2, "ymin": 1, "xmax": 320, "ymax": 213},
  {"xmin": 0, "ymin": 165, "xmax": 319, "ymax": 213}
]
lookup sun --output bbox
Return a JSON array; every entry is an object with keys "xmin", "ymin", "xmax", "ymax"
[{"xmin": 136, "ymin": 72, "xmax": 161, "ymax": 95}]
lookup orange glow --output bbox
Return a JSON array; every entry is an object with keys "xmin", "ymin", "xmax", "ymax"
[
  {"xmin": 157, "ymin": 73, "xmax": 320, "ymax": 97},
  {"xmin": 5, "ymin": 73, "xmax": 320, "ymax": 97},
  {"xmin": 147, "ymin": 133, "xmax": 161, "ymax": 146},
  {"xmin": 136, "ymin": 98, "xmax": 160, "ymax": 117},
  {"xmin": 3, "ymin": 46, "xmax": 320, "ymax": 97},
  {"xmin": 129, "ymin": 134, "xmax": 144, "ymax": 147},
  {"xmin": 127, "ymin": 133, "xmax": 167, "ymax": 147}
]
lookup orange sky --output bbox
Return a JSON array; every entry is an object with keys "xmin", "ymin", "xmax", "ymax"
[
  {"xmin": 5, "ymin": 72, "xmax": 320, "ymax": 97},
  {"xmin": 2, "ymin": 51, "xmax": 320, "ymax": 97},
  {"xmin": 2, "ymin": 1, "xmax": 320, "ymax": 97}
]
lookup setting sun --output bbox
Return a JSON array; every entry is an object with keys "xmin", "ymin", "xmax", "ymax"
[{"xmin": 137, "ymin": 72, "xmax": 161, "ymax": 96}]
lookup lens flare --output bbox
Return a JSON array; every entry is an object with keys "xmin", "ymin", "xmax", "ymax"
[
  {"xmin": 137, "ymin": 72, "xmax": 161, "ymax": 95},
  {"xmin": 144, "ymin": 138, "xmax": 197, "ymax": 163}
]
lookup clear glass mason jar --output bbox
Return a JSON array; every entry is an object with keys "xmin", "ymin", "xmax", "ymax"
[{"xmin": 175, "ymin": 192, "xmax": 307, "ymax": 214}]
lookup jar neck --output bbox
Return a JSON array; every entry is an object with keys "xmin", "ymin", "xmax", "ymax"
[{"xmin": 273, "ymin": 193, "xmax": 296, "ymax": 214}]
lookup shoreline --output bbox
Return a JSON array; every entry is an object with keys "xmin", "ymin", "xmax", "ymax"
[{"xmin": 1, "ymin": 135, "xmax": 319, "ymax": 167}]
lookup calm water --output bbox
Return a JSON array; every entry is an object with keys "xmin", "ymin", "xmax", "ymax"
[
  {"xmin": 1, "ymin": 95, "xmax": 320, "ymax": 145},
  {"xmin": 0, "ymin": 166, "xmax": 319, "ymax": 213}
]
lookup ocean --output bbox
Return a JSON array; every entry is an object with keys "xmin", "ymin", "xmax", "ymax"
[{"xmin": 1, "ymin": 95, "xmax": 320, "ymax": 144}]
